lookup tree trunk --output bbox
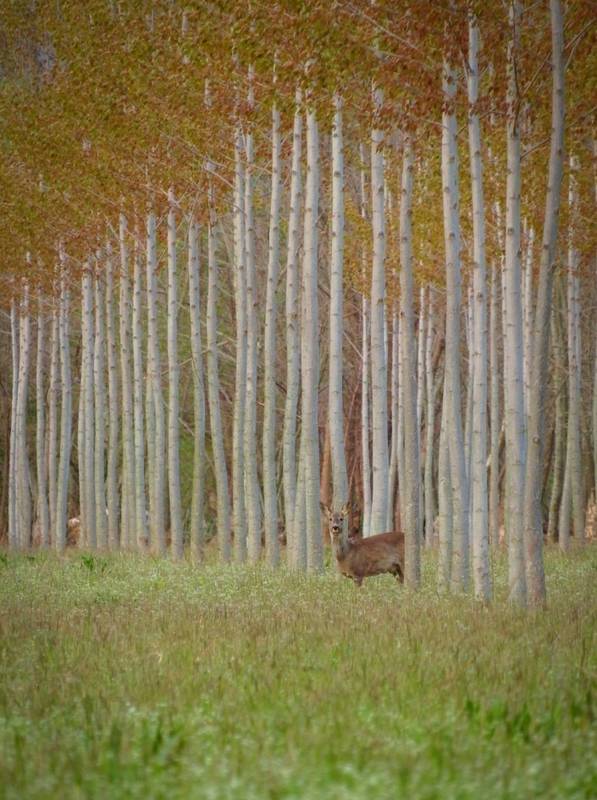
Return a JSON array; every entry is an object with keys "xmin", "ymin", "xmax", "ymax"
[
  {"xmin": 8, "ymin": 299, "xmax": 19, "ymax": 549},
  {"xmin": 16, "ymin": 285, "xmax": 32, "ymax": 548},
  {"xmin": 370, "ymin": 88, "xmax": 389, "ymax": 534},
  {"xmin": 468, "ymin": 12, "xmax": 490, "ymax": 601},
  {"xmin": 329, "ymin": 95, "xmax": 349, "ymax": 523},
  {"xmin": 263, "ymin": 101, "xmax": 283, "ymax": 567},
  {"xmin": 424, "ymin": 288, "xmax": 436, "ymax": 548},
  {"xmin": 437, "ymin": 373, "xmax": 452, "ymax": 592},
  {"xmin": 94, "ymin": 266, "xmax": 108, "ymax": 549},
  {"xmin": 131, "ymin": 235, "xmax": 148, "ymax": 551},
  {"xmin": 105, "ymin": 242, "xmax": 120, "ymax": 550},
  {"xmin": 489, "ymin": 268, "xmax": 501, "ymax": 547},
  {"xmin": 359, "ymin": 143, "xmax": 372, "ymax": 537},
  {"xmin": 522, "ymin": 0, "xmax": 565, "ymax": 603},
  {"xmin": 167, "ymin": 188, "xmax": 184, "ymax": 560},
  {"xmin": 547, "ymin": 279, "xmax": 565, "ymax": 542},
  {"xmin": 35, "ymin": 294, "xmax": 50, "ymax": 547},
  {"xmin": 303, "ymin": 104, "xmax": 322, "ymax": 572},
  {"xmin": 119, "ymin": 215, "xmax": 136, "ymax": 549},
  {"xmin": 504, "ymin": 0, "xmax": 527, "ymax": 604},
  {"xmin": 283, "ymin": 89, "xmax": 303, "ymax": 545},
  {"xmin": 47, "ymin": 302, "xmax": 59, "ymax": 544},
  {"xmin": 399, "ymin": 136, "xmax": 421, "ymax": 588},
  {"xmin": 206, "ymin": 169, "xmax": 232, "ymax": 561},
  {"xmin": 54, "ymin": 266, "xmax": 72, "ymax": 552},
  {"xmin": 188, "ymin": 217, "xmax": 206, "ymax": 562},
  {"xmin": 441, "ymin": 57, "xmax": 469, "ymax": 592},
  {"xmin": 146, "ymin": 210, "xmax": 166, "ymax": 554},
  {"xmin": 232, "ymin": 126, "xmax": 248, "ymax": 562}
]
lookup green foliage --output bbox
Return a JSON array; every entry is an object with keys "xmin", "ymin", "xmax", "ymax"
[{"xmin": 0, "ymin": 548, "xmax": 595, "ymax": 799}]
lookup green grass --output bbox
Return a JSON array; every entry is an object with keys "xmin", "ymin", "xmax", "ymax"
[{"xmin": 0, "ymin": 547, "xmax": 595, "ymax": 800}]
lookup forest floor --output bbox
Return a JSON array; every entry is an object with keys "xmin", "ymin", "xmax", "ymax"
[{"xmin": 0, "ymin": 545, "xmax": 595, "ymax": 800}]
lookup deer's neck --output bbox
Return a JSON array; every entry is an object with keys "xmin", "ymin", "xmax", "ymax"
[{"xmin": 331, "ymin": 535, "xmax": 351, "ymax": 562}]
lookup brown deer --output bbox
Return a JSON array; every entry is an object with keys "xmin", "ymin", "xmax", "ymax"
[{"xmin": 321, "ymin": 503, "xmax": 405, "ymax": 586}]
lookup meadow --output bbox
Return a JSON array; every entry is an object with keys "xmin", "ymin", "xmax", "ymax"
[{"xmin": 0, "ymin": 546, "xmax": 595, "ymax": 800}]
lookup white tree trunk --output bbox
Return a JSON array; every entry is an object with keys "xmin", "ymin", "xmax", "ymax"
[
  {"xmin": 489, "ymin": 268, "xmax": 501, "ymax": 548},
  {"xmin": 387, "ymin": 304, "xmax": 399, "ymax": 531},
  {"xmin": 16, "ymin": 285, "xmax": 32, "ymax": 548},
  {"xmin": 283, "ymin": 89, "xmax": 303, "ymax": 542},
  {"xmin": 302, "ymin": 105, "xmax": 322, "ymax": 572},
  {"xmin": 437, "ymin": 374, "xmax": 452, "ymax": 591},
  {"xmin": 504, "ymin": 0, "xmax": 527, "ymax": 604},
  {"xmin": 206, "ymin": 170, "xmax": 232, "ymax": 561},
  {"xmin": 105, "ymin": 243, "xmax": 120, "ymax": 549},
  {"xmin": 369, "ymin": 88, "xmax": 389, "ymax": 534},
  {"xmin": 82, "ymin": 267, "xmax": 96, "ymax": 549},
  {"xmin": 244, "ymin": 105, "xmax": 262, "ymax": 562},
  {"xmin": 132, "ymin": 236, "xmax": 148, "ymax": 550},
  {"xmin": 119, "ymin": 217, "xmax": 136, "ymax": 549},
  {"xmin": 424, "ymin": 288, "xmax": 436, "ymax": 548},
  {"xmin": 167, "ymin": 188, "xmax": 184, "ymax": 560},
  {"xmin": 359, "ymin": 143, "xmax": 372, "ymax": 537},
  {"xmin": 263, "ymin": 101, "xmax": 283, "ymax": 566},
  {"xmin": 329, "ymin": 94, "xmax": 349, "ymax": 523},
  {"xmin": 565, "ymin": 157, "xmax": 584, "ymax": 542},
  {"xmin": 54, "ymin": 266, "xmax": 72, "ymax": 552},
  {"xmin": 399, "ymin": 136, "xmax": 421, "ymax": 588},
  {"xmin": 94, "ymin": 266, "xmax": 108, "ymax": 549},
  {"xmin": 146, "ymin": 211, "xmax": 166, "ymax": 554},
  {"xmin": 522, "ymin": 0, "xmax": 566, "ymax": 603},
  {"xmin": 35, "ymin": 294, "xmax": 50, "ymax": 547},
  {"xmin": 547, "ymin": 285, "xmax": 565, "ymax": 542},
  {"xmin": 8, "ymin": 299, "xmax": 19, "ymax": 549},
  {"xmin": 441, "ymin": 58, "xmax": 469, "ymax": 592},
  {"xmin": 232, "ymin": 126, "xmax": 248, "ymax": 562},
  {"xmin": 77, "ymin": 331, "xmax": 86, "ymax": 547},
  {"xmin": 468, "ymin": 12, "xmax": 490, "ymax": 601},
  {"xmin": 188, "ymin": 217, "xmax": 206, "ymax": 562},
  {"xmin": 47, "ymin": 303, "xmax": 59, "ymax": 543},
  {"xmin": 522, "ymin": 224, "xmax": 535, "ymax": 419}
]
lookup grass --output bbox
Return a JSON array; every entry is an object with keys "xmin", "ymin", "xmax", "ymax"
[{"xmin": 0, "ymin": 546, "xmax": 595, "ymax": 800}]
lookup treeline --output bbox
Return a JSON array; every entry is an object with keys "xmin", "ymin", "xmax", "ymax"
[{"xmin": 0, "ymin": 0, "xmax": 595, "ymax": 607}]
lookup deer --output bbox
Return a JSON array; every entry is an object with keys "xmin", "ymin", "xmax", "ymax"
[{"xmin": 321, "ymin": 502, "xmax": 405, "ymax": 586}]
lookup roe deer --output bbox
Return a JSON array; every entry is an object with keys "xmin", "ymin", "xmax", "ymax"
[{"xmin": 321, "ymin": 503, "xmax": 405, "ymax": 586}]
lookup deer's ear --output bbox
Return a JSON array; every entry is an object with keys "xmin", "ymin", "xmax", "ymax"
[
  {"xmin": 320, "ymin": 501, "xmax": 330, "ymax": 517},
  {"xmin": 340, "ymin": 502, "xmax": 349, "ymax": 516}
]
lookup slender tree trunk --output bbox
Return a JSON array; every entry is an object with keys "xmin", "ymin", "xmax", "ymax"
[
  {"xmin": 244, "ymin": 95, "xmax": 262, "ymax": 562},
  {"xmin": 292, "ymin": 420, "xmax": 307, "ymax": 570},
  {"xmin": 522, "ymin": 224, "xmax": 535, "ymax": 419},
  {"xmin": 77, "ymin": 335, "xmax": 86, "ymax": 547},
  {"xmin": 36, "ymin": 294, "xmax": 50, "ymax": 547},
  {"xmin": 206, "ymin": 170, "xmax": 232, "ymax": 561},
  {"xmin": 370, "ymin": 88, "xmax": 389, "ymax": 534},
  {"xmin": 131, "ymin": 235, "xmax": 148, "ymax": 551},
  {"xmin": 283, "ymin": 89, "xmax": 303, "ymax": 543},
  {"xmin": 47, "ymin": 303, "xmax": 59, "ymax": 543},
  {"xmin": 119, "ymin": 216, "xmax": 136, "ymax": 549},
  {"xmin": 416, "ymin": 287, "xmax": 426, "ymax": 433},
  {"xmin": 8, "ymin": 300, "xmax": 19, "ymax": 549},
  {"xmin": 424, "ymin": 288, "xmax": 436, "ymax": 548},
  {"xmin": 146, "ymin": 210, "xmax": 166, "ymax": 554},
  {"xmin": 489, "ymin": 268, "xmax": 501, "ymax": 547},
  {"xmin": 522, "ymin": 0, "xmax": 565, "ymax": 603},
  {"xmin": 399, "ymin": 136, "xmax": 421, "ymax": 588},
  {"xmin": 547, "ymin": 279, "xmax": 566, "ymax": 542},
  {"xmin": 94, "ymin": 266, "xmax": 108, "ymax": 549},
  {"xmin": 105, "ymin": 244, "xmax": 120, "ymax": 550},
  {"xmin": 303, "ymin": 104, "xmax": 322, "ymax": 572},
  {"xmin": 82, "ymin": 267, "xmax": 96, "ymax": 549},
  {"xmin": 16, "ymin": 285, "xmax": 32, "ymax": 548},
  {"xmin": 438, "ymin": 374, "xmax": 452, "ymax": 592},
  {"xmin": 504, "ymin": 0, "xmax": 527, "ymax": 604},
  {"xmin": 566, "ymin": 156, "xmax": 584, "ymax": 543},
  {"xmin": 329, "ymin": 94, "xmax": 349, "ymax": 523},
  {"xmin": 188, "ymin": 218, "xmax": 206, "ymax": 562},
  {"xmin": 442, "ymin": 57, "xmax": 469, "ymax": 592},
  {"xmin": 263, "ymin": 101, "xmax": 282, "ymax": 566},
  {"xmin": 387, "ymin": 304, "xmax": 399, "ymax": 531},
  {"xmin": 468, "ymin": 12, "xmax": 490, "ymax": 601},
  {"xmin": 232, "ymin": 127, "xmax": 248, "ymax": 562},
  {"xmin": 55, "ymin": 266, "xmax": 72, "ymax": 552},
  {"xmin": 167, "ymin": 189, "xmax": 184, "ymax": 560},
  {"xmin": 359, "ymin": 143, "xmax": 372, "ymax": 536}
]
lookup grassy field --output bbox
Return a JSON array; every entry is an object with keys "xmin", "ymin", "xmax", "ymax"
[{"xmin": 0, "ymin": 547, "xmax": 595, "ymax": 800}]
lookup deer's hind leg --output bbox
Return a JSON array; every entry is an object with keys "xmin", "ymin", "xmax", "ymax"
[{"xmin": 392, "ymin": 563, "xmax": 404, "ymax": 584}]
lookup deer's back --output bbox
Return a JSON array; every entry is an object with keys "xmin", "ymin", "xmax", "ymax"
[{"xmin": 342, "ymin": 530, "xmax": 404, "ymax": 577}]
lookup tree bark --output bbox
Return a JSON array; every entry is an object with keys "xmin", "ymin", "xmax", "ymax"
[{"xmin": 35, "ymin": 293, "xmax": 50, "ymax": 547}]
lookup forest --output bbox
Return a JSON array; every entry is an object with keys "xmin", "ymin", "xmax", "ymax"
[{"xmin": 0, "ymin": 1, "xmax": 595, "ymax": 798}]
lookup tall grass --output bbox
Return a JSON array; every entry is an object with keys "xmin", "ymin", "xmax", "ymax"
[{"xmin": 0, "ymin": 547, "xmax": 595, "ymax": 799}]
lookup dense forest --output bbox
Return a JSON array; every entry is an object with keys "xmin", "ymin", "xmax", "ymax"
[{"xmin": 0, "ymin": 0, "xmax": 595, "ymax": 609}]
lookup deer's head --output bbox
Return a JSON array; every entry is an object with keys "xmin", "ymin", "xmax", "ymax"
[{"xmin": 320, "ymin": 502, "xmax": 349, "ymax": 543}]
